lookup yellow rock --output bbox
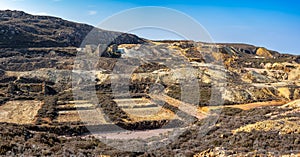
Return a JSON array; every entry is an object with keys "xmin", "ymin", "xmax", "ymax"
[
  {"xmin": 256, "ymin": 47, "xmax": 273, "ymax": 58},
  {"xmin": 278, "ymin": 87, "xmax": 291, "ymax": 100}
]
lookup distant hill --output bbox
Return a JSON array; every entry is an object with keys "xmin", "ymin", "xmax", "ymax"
[
  {"xmin": 0, "ymin": 10, "xmax": 297, "ymax": 61},
  {"xmin": 0, "ymin": 10, "xmax": 145, "ymax": 48}
]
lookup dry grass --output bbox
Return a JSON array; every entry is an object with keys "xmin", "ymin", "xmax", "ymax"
[{"xmin": 233, "ymin": 118, "xmax": 300, "ymax": 135}]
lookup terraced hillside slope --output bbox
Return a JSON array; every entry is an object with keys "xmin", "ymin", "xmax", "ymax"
[{"xmin": 0, "ymin": 10, "xmax": 299, "ymax": 156}]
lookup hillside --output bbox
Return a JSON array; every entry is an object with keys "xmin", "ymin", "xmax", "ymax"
[
  {"xmin": 0, "ymin": 10, "xmax": 145, "ymax": 48},
  {"xmin": 0, "ymin": 10, "xmax": 299, "ymax": 156}
]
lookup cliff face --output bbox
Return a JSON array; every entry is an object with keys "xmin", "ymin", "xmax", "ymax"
[{"xmin": 0, "ymin": 10, "xmax": 145, "ymax": 48}]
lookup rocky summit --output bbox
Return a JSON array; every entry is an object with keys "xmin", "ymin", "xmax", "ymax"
[{"xmin": 0, "ymin": 10, "xmax": 299, "ymax": 156}]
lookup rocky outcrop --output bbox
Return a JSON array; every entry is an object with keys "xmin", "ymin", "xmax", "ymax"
[
  {"xmin": 242, "ymin": 70, "xmax": 272, "ymax": 83},
  {"xmin": 256, "ymin": 47, "xmax": 274, "ymax": 58},
  {"xmin": 288, "ymin": 65, "xmax": 300, "ymax": 81}
]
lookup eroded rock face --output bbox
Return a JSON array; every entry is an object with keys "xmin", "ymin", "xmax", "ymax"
[
  {"xmin": 221, "ymin": 87, "xmax": 252, "ymax": 104},
  {"xmin": 256, "ymin": 47, "xmax": 274, "ymax": 58},
  {"xmin": 242, "ymin": 70, "xmax": 272, "ymax": 83}
]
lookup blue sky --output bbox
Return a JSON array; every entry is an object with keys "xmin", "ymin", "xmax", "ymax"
[{"xmin": 1, "ymin": 0, "xmax": 300, "ymax": 54}]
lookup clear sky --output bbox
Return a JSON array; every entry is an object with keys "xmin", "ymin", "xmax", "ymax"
[{"xmin": 1, "ymin": 0, "xmax": 300, "ymax": 54}]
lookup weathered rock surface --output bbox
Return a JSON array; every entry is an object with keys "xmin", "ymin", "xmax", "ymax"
[{"xmin": 256, "ymin": 47, "xmax": 274, "ymax": 58}]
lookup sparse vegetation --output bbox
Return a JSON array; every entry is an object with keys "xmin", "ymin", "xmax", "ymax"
[{"xmin": 0, "ymin": 10, "xmax": 299, "ymax": 156}]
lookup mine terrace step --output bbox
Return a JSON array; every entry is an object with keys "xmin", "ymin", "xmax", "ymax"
[
  {"xmin": 57, "ymin": 100, "xmax": 92, "ymax": 105},
  {"xmin": 118, "ymin": 103, "xmax": 158, "ymax": 109},
  {"xmin": 112, "ymin": 93, "xmax": 149, "ymax": 99},
  {"xmin": 122, "ymin": 107, "xmax": 163, "ymax": 116},
  {"xmin": 56, "ymin": 104, "xmax": 95, "ymax": 111},
  {"xmin": 55, "ymin": 108, "xmax": 110, "ymax": 125},
  {"xmin": 114, "ymin": 98, "xmax": 149, "ymax": 104},
  {"xmin": 114, "ymin": 98, "xmax": 159, "ymax": 108}
]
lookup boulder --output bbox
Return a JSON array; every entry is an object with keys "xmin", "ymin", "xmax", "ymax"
[
  {"xmin": 264, "ymin": 63, "xmax": 272, "ymax": 69},
  {"xmin": 221, "ymin": 87, "xmax": 252, "ymax": 104}
]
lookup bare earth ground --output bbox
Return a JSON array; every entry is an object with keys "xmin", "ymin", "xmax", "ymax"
[
  {"xmin": 200, "ymin": 100, "xmax": 288, "ymax": 112},
  {"xmin": 0, "ymin": 100, "xmax": 42, "ymax": 124}
]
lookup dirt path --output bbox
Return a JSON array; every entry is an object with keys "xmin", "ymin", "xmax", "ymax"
[
  {"xmin": 200, "ymin": 100, "xmax": 288, "ymax": 112},
  {"xmin": 226, "ymin": 100, "xmax": 287, "ymax": 110},
  {"xmin": 150, "ymin": 94, "xmax": 288, "ymax": 119},
  {"xmin": 150, "ymin": 94, "xmax": 208, "ymax": 119}
]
